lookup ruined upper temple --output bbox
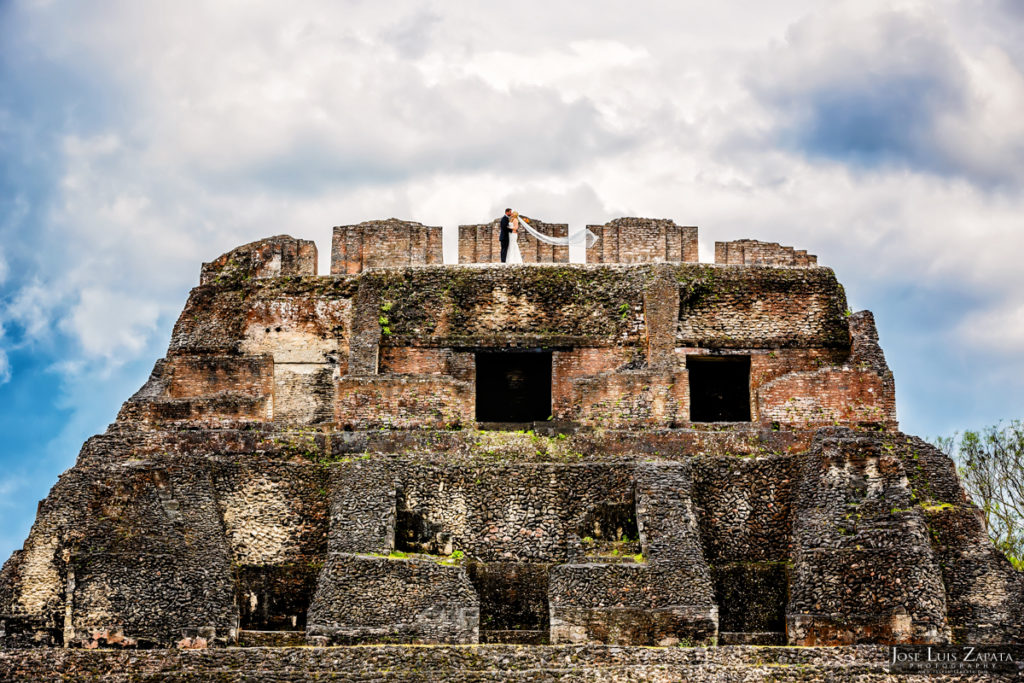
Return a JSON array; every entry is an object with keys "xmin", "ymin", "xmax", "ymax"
[{"xmin": 1, "ymin": 218, "xmax": 1021, "ymax": 679}]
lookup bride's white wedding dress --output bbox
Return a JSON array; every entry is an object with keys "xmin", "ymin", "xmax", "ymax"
[{"xmin": 507, "ymin": 220, "xmax": 524, "ymax": 264}]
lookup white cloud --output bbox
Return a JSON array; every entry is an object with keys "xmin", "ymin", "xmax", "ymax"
[
  {"xmin": 5, "ymin": 281, "xmax": 60, "ymax": 342},
  {"xmin": 957, "ymin": 301, "xmax": 1024, "ymax": 353},
  {"xmin": 58, "ymin": 287, "xmax": 160, "ymax": 359},
  {"xmin": 0, "ymin": 347, "xmax": 9, "ymax": 386}
]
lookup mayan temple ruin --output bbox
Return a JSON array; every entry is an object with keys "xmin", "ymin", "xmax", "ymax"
[{"xmin": 1, "ymin": 217, "xmax": 1022, "ymax": 680}]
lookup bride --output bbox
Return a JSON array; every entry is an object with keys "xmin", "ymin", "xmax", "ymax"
[
  {"xmin": 503, "ymin": 210, "xmax": 598, "ymax": 264},
  {"xmin": 507, "ymin": 211, "xmax": 524, "ymax": 264}
]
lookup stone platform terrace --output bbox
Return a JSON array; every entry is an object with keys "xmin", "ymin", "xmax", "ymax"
[{"xmin": 1, "ymin": 644, "xmax": 1019, "ymax": 681}]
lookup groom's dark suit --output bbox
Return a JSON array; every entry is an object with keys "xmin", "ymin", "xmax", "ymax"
[{"xmin": 499, "ymin": 214, "xmax": 511, "ymax": 263}]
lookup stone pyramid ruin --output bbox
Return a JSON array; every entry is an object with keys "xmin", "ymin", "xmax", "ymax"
[{"xmin": 1, "ymin": 218, "xmax": 1021, "ymax": 679}]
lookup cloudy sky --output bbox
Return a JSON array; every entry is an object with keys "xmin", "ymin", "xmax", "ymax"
[{"xmin": 2, "ymin": 0, "xmax": 1023, "ymax": 559}]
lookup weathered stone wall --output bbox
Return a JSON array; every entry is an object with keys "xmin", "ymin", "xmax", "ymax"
[
  {"xmin": 886, "ymin": 435, "xmax": 1024, "ymax": 645},
  {"xmin": 374, "ymin": 463, "xmax": 635, "ymax": 563},
  {"xmin": 756, "ymin": 311, "xmax": 897, "ymax": 428},
  {"xmin": 210, "ymin": 458, "xmax": 328, "ymax": 630},
  {"xmin": 2, "ymin": 424, "xmax": 1020, "ymax": 650},
  {"xmin": 715, "ymin": 239, "xmax": 817, "ymax": 267},
  {"xmin": 547, "ymin": 463, "xmax": 717, "ymax": 646},
  {"xmin": 334, "ymin": 376, "xmax": 475, "ymax": 429},
  {"xmin": 458, "ymin": 218, "xmax": 568, "ymax": 264},
  {"xmin": 587, "ymin": 218, "xmax": 698, "ymax": 264},
  {"xmin": 787, "ymin": 431, "xmax": 950, "ymax": 646},
  {"xmin": 0, "ymin": 461, "xmax": 237, "ymax": 648},
  {"xmin": 331, "ymin": 219, "xmax": 442, "ymax": 274},
  {"xmin": 122, "ymin": 257, "xmax": 895, "ymax": 432},
  {"xmin": 200, "ymin": 235, "xmax": 317, "ymax": 286},
  {"xmin": 675, "ymin": 266, "xmax": 848, "ymax": 349}
]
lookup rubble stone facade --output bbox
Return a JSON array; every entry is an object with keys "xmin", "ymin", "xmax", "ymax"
[
  {"xmin": 2, "ymin": 221, "xmax": 1021, "ymax": 681},
  {"xmin": 715, "ymin": 239, "xmax": 817, "ymax": 266}
]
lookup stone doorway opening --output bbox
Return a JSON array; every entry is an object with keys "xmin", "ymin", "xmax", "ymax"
[
  {"xmin": 467, "ymin": 562, "xmax": 551, "ymax": 644},
  {"xmin": 475, "ymin": 351, "xmax": 552, "ymax": 423},
  {"xmin": 395, "ymin": 489, "xmax": 451, "ymax": 556},
  {"xmin": 687, "ymin": 356, "xmax": 751, "ymax": 422},
  {"xmin": 235, "ymin": 564, "xmax": 319, "ymax": 631},
  {"xmin": 579, "ymin": 499, "xmax": 642, "ymax": 562},
  {"xmin": 713, "ymin": 562, "xmax": 788, "ymax": 645}
]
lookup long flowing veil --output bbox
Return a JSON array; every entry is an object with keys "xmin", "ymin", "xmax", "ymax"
[{"xmin": 517, "ymin": 217, "xmax": 599, "ymax": 248}]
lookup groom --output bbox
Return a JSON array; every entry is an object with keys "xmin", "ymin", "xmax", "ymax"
[{"xmin": 499, "ymin": 208, "xmax": 512, "ymax": 262}]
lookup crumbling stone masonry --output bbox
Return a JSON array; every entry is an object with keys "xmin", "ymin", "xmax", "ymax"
[
  {"xmin": 715, "ymin": 238, "xmax": 817, "ymax": 266},
  {"xmin": 1, "ymin": 220, "xmax": 1021, "ymax": 681},
  {"xmin": 587, "ymin": 218, "xmax": 698, "ymax": 264},
  {"xmin": 331, "ymin": 219, "xmax": 443, "ymax": 274}
]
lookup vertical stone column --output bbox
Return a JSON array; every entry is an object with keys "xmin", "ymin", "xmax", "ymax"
[
  {"xmin": 551, "ymin": 224, "xmax": 569, "ymax": 263},
  {"xmin": 458, "ymin": 225, "xmax": 477, "ymax": 264},
  {"xmin": 680, "ymin": 226, "xmax": 699, "ymax": 263},
  {"xmin": 549, "ymin": 463, "xmax": 718, "ymax": 645},
  {"xmin": 644, "ymin": 266, "xmax": 680, "ymax": 371},
  {"xmin": 346, "ymin": 274, "xmax": 382, "ymax": 376}
]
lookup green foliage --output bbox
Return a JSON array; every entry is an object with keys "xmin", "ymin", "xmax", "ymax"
[{"xmin": 934, "ymin": 421, "xmax": 1024, "ymax": 570}]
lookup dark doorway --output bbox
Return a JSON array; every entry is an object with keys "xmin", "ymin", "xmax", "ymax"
[
  {"xmin": 235, "ymin": 564, "xmax": 318, "ymax": 630},
  {"xmin": 395, "ymin": 488, "xmax": 451, "ymax": 555},
  {"xmin": 475, "ymin": 351, "xmax": 552, "ymax": 423},
  {"xmin": 714, "ymin": 562, "xmax": 787, "ymax": 638},
  {"xmin": 467, "ymin": 562, "xmax": 551, "ymax": 644},
  {"xmin": 688, "ymin": 356, "xmax": 751, "ymax": 422}
]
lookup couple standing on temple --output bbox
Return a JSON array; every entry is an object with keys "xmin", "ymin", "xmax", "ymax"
[
  {"xmin": 499, "ymin": 207, "xmax": 524, "ymax": 264},
  {"xmin": 499, "ymin": 208, "xmax": 600, "ymax": 262}
]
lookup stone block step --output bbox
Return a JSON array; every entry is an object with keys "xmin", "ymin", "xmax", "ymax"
[
  {"xmin": 479, "ymin": 629, "xmax": 549, "ymax": 645},
  {"xmin": 718, "ymin": 631, "xmax": 786, "ymax": 646},
  {"xmin": 235, "ymin": 630, "xmax": 307, "ymax": 647}
]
